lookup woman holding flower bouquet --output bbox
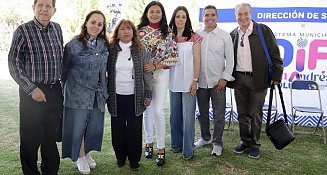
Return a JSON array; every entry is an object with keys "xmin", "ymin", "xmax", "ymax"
[{"xmin": 137, "ymin": 1, "xmax": 178, "ymax": 167}]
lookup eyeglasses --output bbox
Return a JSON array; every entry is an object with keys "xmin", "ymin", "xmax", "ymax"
[{"xmin": 240, "ymin": 34, "xmax": 245, "ymax": 47}]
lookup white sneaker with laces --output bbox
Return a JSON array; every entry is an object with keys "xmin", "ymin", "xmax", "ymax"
[
  {"xmin": 211, "ymin": 145, "xmax": 223, "ymax": 156},
  {"xmin": 194, "ymin": 138, "xmax": 211, "ymax": 148},
  {"xmin": 76, "ymin": 156, "xmax": 90, "ymax": 174},
  {"xmin": 86, "ymin": 153, "xmax": 96, "ymax": 169}
]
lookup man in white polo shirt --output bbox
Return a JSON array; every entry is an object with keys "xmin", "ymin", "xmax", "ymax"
[{"xmin": 195, "ymin": 5, "xmax": 234, "ymax": 157}]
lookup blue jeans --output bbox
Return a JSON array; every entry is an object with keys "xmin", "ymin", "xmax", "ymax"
[{"xmin": 169, "ymin": 91, "xmax": 196, "ymax": 157}]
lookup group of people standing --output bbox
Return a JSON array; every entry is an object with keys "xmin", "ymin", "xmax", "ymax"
[{"xmin": 8, "ymin": 0, "xmax": 283, "ymax": 174}]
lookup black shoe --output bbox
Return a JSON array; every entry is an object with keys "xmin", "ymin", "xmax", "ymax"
[
  {"xmin": 144, "ymin": 144, "xmax": 153, "ymax": 159},
  {"xmin": 116, "ymin": 160, "xmax": 125, "ymax": 168},
  {"xmin": 233, "ymin": 144, "xmax": 249, "ymax": 154},
  {"xmin": 156, "ymin": 149, "xmax": 165, "ymax": 166},
  {"xmin": 130, "ymin": 163, "xmax": 140, "ymax": 171},
  {"xmin": 248, "ymin": 148, "xmax": 260, "ymax": 159}
]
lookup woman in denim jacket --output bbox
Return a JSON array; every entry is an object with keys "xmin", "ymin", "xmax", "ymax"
[{"xmin": 61, "ymin": 10, "xmax": 109, "ymax": 174}]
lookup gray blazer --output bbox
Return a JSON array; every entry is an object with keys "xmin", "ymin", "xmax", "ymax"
[{"xmin": 107, "ymin": 44, "xmax": 152, "ymax": 116}]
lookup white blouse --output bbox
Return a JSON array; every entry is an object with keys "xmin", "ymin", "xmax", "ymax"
[
  {"xmin": 116, "ymin": 41, "xmax": 134, "ymax": 95},
  {"xmin": 169, "ymin": 41, "xmax": 194, "ymax": 92}
]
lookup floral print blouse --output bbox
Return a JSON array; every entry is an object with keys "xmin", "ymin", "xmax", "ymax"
[{"xmin": 138, "ymin": 26, "xmax": 178, "ymax": 66}]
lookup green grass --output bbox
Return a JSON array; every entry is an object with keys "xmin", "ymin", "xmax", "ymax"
[{"xmin": 0, "ymin": 79, "xmax": 326, "ymax": 175}]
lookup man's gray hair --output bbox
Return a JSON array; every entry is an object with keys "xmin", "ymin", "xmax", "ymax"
[{"xmin": 235, "ymin": 3, "xmax": 252, "ymax": 14}]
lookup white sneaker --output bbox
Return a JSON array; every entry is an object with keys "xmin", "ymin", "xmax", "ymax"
[
  {"xmin": 86, "ymin": 153, "xmax": 96, "ymax": 169},
  {"xmin": 76, "ymin": 156, "xmax": 90, "ymax": 174},
  {"xmin": 194, "ymin": 138, "xmax": 211, "ymax": 148},
  {"xmin": 211, "ymin": 145, "xmax": 223, "ymax": 156}
]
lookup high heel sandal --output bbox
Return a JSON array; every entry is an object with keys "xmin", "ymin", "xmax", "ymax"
[
  {"xmin": 144, "ymin": 144, "xmax": 153, "ymax": 159},
  {"xmin": 156, "ymin": 149, "xmax": 165, "ymax": 166}
]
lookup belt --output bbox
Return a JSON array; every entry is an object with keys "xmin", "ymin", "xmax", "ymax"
[
  {"xmin": 36, "ymin": 81, "xmax": 61, "ymax": 88},
  {"xmin": 50, "ymin": 80, "xmax": 60, "ymax": 85},
  {"xmin": 236, "ymin": 71, "xmax": 253, "ymax": 76}
]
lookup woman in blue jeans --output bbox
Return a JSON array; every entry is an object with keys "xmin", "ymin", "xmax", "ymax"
[
  {"xmin": 61, "ymin": 10, "xmax": 109, "ymax": 174},
  {"xmin": 168, "ymin": 6, "xmax": 201, "ymax": 159}
]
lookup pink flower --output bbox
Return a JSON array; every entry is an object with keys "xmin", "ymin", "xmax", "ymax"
[{"xmin": 139, "ymin": 31, "xmax": 145, "ymax": 37}]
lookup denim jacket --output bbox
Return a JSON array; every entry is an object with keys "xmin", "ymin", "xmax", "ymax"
[{"xmin": 62, "ymin": 37, "xmax": 109, "ymax": 112}]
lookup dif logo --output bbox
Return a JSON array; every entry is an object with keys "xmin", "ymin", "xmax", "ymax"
[{"xmin": 277, "ymin": 38, "xmax": 327, "ymax": 81}]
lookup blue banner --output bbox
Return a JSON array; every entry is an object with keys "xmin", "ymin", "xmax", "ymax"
[{"xmin": 199, "ymin": 7, "xmax": 327, "ymax": 23}]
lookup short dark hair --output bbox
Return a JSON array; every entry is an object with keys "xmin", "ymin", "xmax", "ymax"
[
  {"xmin": 34, "ymin": 0, "xmax": 56, "ymax": 7},
  {"xmin": 137, "ymin": 1, "xmax": 168, "ymax": 38},
  {"xmin": 168, "ymin": 6, "xmax": 194, "ymax": 41},
  {"xmin": 203, "ymin": 5, "xmax": 217, "ymax": 16}
]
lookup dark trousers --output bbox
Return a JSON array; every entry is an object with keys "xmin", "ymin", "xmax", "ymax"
[
  {"xmin": 234, "ymin": 73, "xmax": 267, "ymax": 149},
  {"xmin": 19, "ymin": 83, "xmax": 63, "ymax": 175},
  {"xmin": 111, "ymin": 94, "xmax": 143, "ymax": 167},
  {"xmin": 197, "ymin": 88, "xmax": 226, "ymax": 146}
]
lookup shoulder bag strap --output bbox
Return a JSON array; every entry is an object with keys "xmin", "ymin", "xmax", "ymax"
[
  {"xmin": 266, "ymin": 84, "xmax": 275, "ymax": 128},
  {"xmin": 277, "ymin": 84, "xmax": 288, "ymax": 124},
  {"xmin": 266, "ymin": 83, "xmax": 289, "ymax": 129},
  {"xmin": 257, "ymin": 24, "xmax": 273, "ymax": 80}
]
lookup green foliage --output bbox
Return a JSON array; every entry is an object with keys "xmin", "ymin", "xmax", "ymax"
[
  {"xmin": 189, "ymin": 0, "xmax": 201, "ymax": 30},
  {"xmin": 0, "ymin": 1, "xmax": 30, "ymax": 51},
  {"xmin": 62, "ymin": 0, "xmax": 90, "ymax": 42},
  {"xmin": 123, "ymin": 0, "xmax": 150, "ymax": 24},
  {"xmin": 90, "ymin": 0, "xmax": 99, "ymax": 10},
  {"xmin": 0, "ymin": 0, "xmax": 202, "ymax": 50}
]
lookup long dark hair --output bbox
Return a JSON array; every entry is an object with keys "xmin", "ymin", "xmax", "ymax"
[
  {"xmin": 109, "ymin": 19, "xmax": 144, "ymax": 53},
  {"xmin": 169, "ymin": 6, "xmax": 194, "ymax": 41},
  {"xmin": 77, "ymin": 10, "xmax": 109, "ymax": 50},
  {"xmin": 137, "ymin": 1, "xmax": 168, "ymax": 38}
]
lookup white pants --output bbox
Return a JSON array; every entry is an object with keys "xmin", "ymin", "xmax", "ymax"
[{"xmin": 143, "ymin": 69, "xmax": 169, "ymax": 149}]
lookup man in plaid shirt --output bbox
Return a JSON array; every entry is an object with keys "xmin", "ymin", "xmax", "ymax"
[{"xmin": 8, "ymin": 0, "xmax": 63, "ymax": 174}]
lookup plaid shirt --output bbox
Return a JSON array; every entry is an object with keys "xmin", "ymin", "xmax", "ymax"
[{"xmin": 8, "ymin": 17, "xmax": 63, "ymax": 95}]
